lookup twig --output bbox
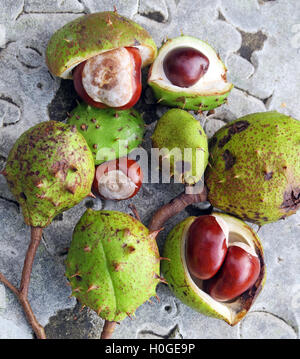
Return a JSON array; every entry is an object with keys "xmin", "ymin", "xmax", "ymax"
[
  {"xmin": 0, "ymin": 273, "xmax": 19, "ymax": 296},
  {"xmin": 128, "ymin": 203, "xmax": 141, "ymax": 222},
  {"xmin": 0, "ymin": 227, "xmax": 46, "ymax": 339},
  {"xmin": 148, "ymin": 185, "xmax": 208, "ymax": 232},
  {"xmin": 100, "ymin": 320, "xmax": 117, "ymax": 339}
]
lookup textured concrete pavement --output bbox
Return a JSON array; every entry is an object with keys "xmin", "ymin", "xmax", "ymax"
[{"xmin": 0, "ymin": 0, "xmax": 299, "ymax": 339}]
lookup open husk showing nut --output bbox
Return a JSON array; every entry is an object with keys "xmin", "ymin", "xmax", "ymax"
[{"xmin": 162, "ymin": 212, "xmax": 266, "ymax": 325}]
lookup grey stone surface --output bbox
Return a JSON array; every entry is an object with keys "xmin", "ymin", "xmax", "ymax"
[
  {"xmin": 24, "ymin": 0, "xmax": 85, "ymax": 13},
  {"xmin": 0, "ymin": 0, "xmax": 300, "ymax": 339},
  {"xmin": 82, "ymin": 0, "xmax": 139, "ymax": 18},
  {"xmin": 0, "ymin": 0, "xmax": 24, "ymax": 24},
  {"xmin": 0, "ymin": 284, "xmax": 5, "ymax": 309}
]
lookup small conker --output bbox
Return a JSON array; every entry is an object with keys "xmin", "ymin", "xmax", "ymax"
[
  {"xmin": 204, "ymin": 242, "xmax": 261, "ymax": 302},
  {"xmin": 92, "ymin": 157, "xmax": 143, "ymax": 201},
  {"xmin": 186, "ymin": 215, "xmax": 229, "ymax": 280},
  {"xmin": 163, "ymin": 47, "xmax": 209, "ymax": 88},
  {"xmin": 73, "ymin": 47, "xmax": 142, "ymax": 109}
]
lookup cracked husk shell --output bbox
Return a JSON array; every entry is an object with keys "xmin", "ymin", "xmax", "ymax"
[
  {"xmin": 46, "ymin": 11, "xmax": 157, "ymax": 79},
  {"xmin": 4, "ymin": 121, "xmax": 95, "ymax": 228},
  {"xmin": 161, "ymin": 213, "xmax": 266, "ymax": 325},
  {"xmin": 205, "ymin": 111, "xmax": 300, "ymax": 225},
  {"xmin": 67, "ymin": 103, "xmax": 145, "ymax": 165},
  {"xmin": 148, "ymin": 36, "xmax": 233, "ymax": 111},
  {"xmin": 65, "ymin": 209, "xmax": 160, "ymax": 322},
  {"xmin": 152, "ymin": 109, "xmax": 208, "ymax": 184}
]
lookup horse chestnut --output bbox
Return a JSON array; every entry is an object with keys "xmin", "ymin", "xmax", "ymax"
[
  {"xmin": 186, "ymin": 215, "xmax": 229, "ymax": 280},
  {"xmin": 73, "ymin": 47, "xmax": 142, "ymax": 109},
  {"xmin": 163, "ymin": 47, "xmax": 209, "ymax": 87},
  {"xmin": 92, "ymin": 158, "xmax": 143, "ymax": 201},
  {"xmin": 204, "ymin": 242, "xmax": 261, "ymax": 302}
]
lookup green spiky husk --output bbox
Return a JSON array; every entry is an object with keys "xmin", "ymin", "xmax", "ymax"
[
  {"xmin": 4, "ymin": 121, "xmax": 95, "ymax": 228},
  {"xmin": 65, "ymin": 209, "xmax": 160, "ymax": 322},
  {"xmin": 46, "ymin": 11, "xmax": 157, "ymax": 78},
  {"xmin": 205, "ymin": 111, "xmax": 300, "ymax": 224},
  {"xmin": 149, "ymin": 81, "xmax": 232, "ymax": 111},
  {"xmin": 152, "ymin": 109, "xmax": 208, "ymax": 184},
  {"xmin": 162, "ymin": 216, "xmax": 225, "ymax": 320},
  {"xmin": 148, "ymin": 36, "xmax": 233, "ymax": 111},
  {"xmin": 162, "ymin": 214, "xmax": 266, "ymax": 325},
  {"xmin": 67, "ymin": 103, "xmax": 145, "ymax": 165}
]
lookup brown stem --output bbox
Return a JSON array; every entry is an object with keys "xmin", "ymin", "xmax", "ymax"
[
  {"xmin": 0, "ymin": 273, "xmax": 19, "ymax": 296},
  {"xmin": 101, "ymin": 320, "xmax": 117, "ymax": 339},
  {"xmin": 0, "ymin": 227, "xmax": 46, "ymax": 339},
  {"xmin": 128, "ymin": 203, "xmax": 141, "ymax": 222},
  {"xmin": 148, "ymin": 185, "xmax": 208, "ymax": 232}
]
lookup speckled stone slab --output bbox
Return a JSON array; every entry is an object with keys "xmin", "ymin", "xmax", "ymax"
[{"xmin": 0, "ymin": 0, "xmax": 299, "ymax": 339}]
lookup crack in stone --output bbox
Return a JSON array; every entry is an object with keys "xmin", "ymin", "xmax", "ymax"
[
  {"xmin": 0, "ymin": 154, "xmax": 6, "ymax": 170},
  {"xmin": 139, "ymin": 11, "xmax": 166, "ymax": 23},
  {"xmin": 0, "ymin": 195, "xmax": 20, "ymax": 210},
  {"xmin": 138, "ymin": 323, "xmax": 183, "ymax": 339},
  {"xmin": 167, "ymin": 324, "xmax": 183, "ymax": 339},
  {"xmin": 217, "ymin": 9, "xmax": 226, "ymax": 22},
  {"xmin": 0, "ymin": 40, "xmax": 17, "ymax": 52},
  {"xmin": 238, "ymin": 310, "xmax": 299, "ymax": 339},
  {"xmin": 234, "ymin": 86, "xmax": 269, "ymax": 105},
  {"xmin": 40, "ymin": 233, "xmax": 52, "ymax": 256},
  {"xmin": 16, "ymin": 58, "xmax": 41, "ymax": 70},
  {"xmin": 137, "ymin": 0, "xmax": 168, "ymax": 23},
  {"xmin": 138, "ymin": 329, "xmax": 164, "ymax": 338},
  {"xmin": 262, "ymin": 91, "xmax": 274, "ymax": 108},
  {"xmin": 14, "ymin": 1, "xmax": 25, "ymax": 21},
  {"xmin": 22, "ymin": 11, "xmax": 86, "ymax": 15},
  {"xmin": 76, "ymin": 0, "xmax": 89, "ymax": 14},
  {"xmin": 238, "ymin": 30, "xmax": 267, "ymax": 63},
  {"xmin": 16, "ymin": 45, "xmax": 43, "ymax": 70},
  {"xmin": 258, "ymin": 0, "xmax": 276, "ymax": 4},
  {"xmin": 0, "ymin": 95, "xmax": 22, "ymax": 127}
]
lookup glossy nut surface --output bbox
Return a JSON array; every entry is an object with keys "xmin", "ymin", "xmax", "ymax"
[
  {"xmin": 163, "ymin": 47, "xmax": 209, "ymax": 87},
  {"xmin": 204, "ymin": 243, "xmax": 261, "ymax": 302},
  {"xmin": 186, "ymin": 215, "xmax": 228, "ymax": 280}
]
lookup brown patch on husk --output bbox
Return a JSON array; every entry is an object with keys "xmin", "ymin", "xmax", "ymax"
[
  {"xmin": 228, "ymin": 120, "xmax": 250, "ymax": 135},
  {"xmin": 222, "ymin": 149, "xmax": 236, "ymax": 170},
  {"xmin": 218, "ymin": 134, "xmax": 231, "ymax": 148},
  {"xmin": 280, "ymin": 186, "xmax": 300, "ymax": 212},
  {"xmin": 264, "ymin": 171, "xmax": 273, "ymax": 181},
  {"xmin": 218, "ymin": 121, "xmax": 250, "ymax": 149}
]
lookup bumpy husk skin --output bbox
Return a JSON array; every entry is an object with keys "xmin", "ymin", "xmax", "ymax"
[
  {"xmin": 149, "ymin": 82, "xmax": 231, "ymax": 111},
  {"xmin": 46, "ymin": 11, "xmax": 157, "ymax": 78},
  {"xmin": 162, "ymin": 214, "xmax": 266, "ymax": 325},
  {"xmin": 148, "ymin": 36, "xmax": 233, "ymax": 111},
  {"xmin": 65, "ymin": 209, "xmax": 160, "ymax": 322},
  {"xmin": 67, "ymin": 103, "xmax": 145, "ymax": 165},
  {"xmin": 152, "ymin": 109, "xmax": 208, "ymax": 184},
  {"xmin": 4, "ymin": 121, "xmax": 95, "ymax": 228},
  {"xmin": 206, "ymin": 111, "xmax": 300, "ymax": 225}
]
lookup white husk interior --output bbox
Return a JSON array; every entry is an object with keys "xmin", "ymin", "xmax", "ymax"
[
  {"xmin": 149, "ymin": 36, "xmax": 232, "ymax": 95},
  {"xmin": 181, "ymin": 213, "xmax": 258, "ymax": 324}
]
